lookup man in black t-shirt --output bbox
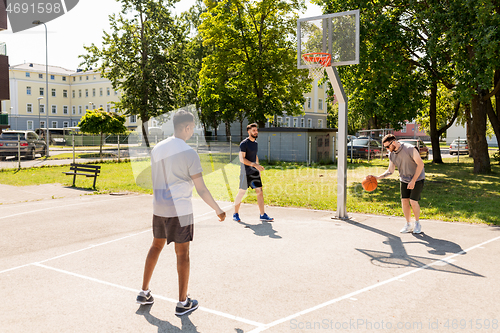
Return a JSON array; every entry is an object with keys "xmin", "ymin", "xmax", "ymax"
[{"xmin": 233, "ymin": 123, "xmax": 274, "ymax": 222}]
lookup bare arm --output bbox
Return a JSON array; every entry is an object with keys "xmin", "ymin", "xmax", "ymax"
[
  {"xmin": 375, "ymin": 160, "xmax": 395, "ymax": 180},
  {"xmin": 239, "ymin": 151, "xmax": 264, "ymax": 172},
  {"xmin": 191, "ymin": 173, "xmax": 226, "ymax": 221}
]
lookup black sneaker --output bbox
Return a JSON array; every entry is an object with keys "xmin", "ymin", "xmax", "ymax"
[
  {"xmin": 175, "ymin": 297, "xmax": 199, "ymax": 316},
  {"xmin": 136, "ymin": 290, "xmax": 154, "ymax": 305}
]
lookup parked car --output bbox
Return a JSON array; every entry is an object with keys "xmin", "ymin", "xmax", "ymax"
[
  {"xmin": 399, "ymin": 139, "xmax": 429, "ymax": 159},
  {"xmin": 0, "ymin": 130, "xmax": 46, "ymax": 160},
  {"xmin": 449, "ymin": 139, "xmax": 469, "ymax": 155},
  {"xmin": 347, "ymin": 138, "xmax": 383, "ymax": 159}
]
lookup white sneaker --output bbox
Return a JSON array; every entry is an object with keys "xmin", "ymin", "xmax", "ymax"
[
  {"xmin": 413, "ymin": 221, "xmax": 422, "ymax": 234},
  {"xmin": 400, "ymin": 223, "xmax": 413, "ymax": 233}
]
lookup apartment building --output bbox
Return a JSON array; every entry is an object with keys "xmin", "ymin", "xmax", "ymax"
[{"xmin": 4, "ymin": 63, "xmax": 138, "ymax": 131}]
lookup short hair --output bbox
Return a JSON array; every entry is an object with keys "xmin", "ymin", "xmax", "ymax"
[
  {"xmin": 382, "ymin": 134, "xmax": 396, "ymax": 144},
  {"xmin": 247, "ymin": 123, "xmax": 258, "ymax": 131},
  {"xmin": 173, "ymin": 110, "xmax": 195, "ymax": 130}
]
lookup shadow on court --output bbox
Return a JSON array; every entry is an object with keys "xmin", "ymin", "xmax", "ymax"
[
  {"xmin": 237, "ymin": 220, "xmax": 282, "ymax": 239},
  {"xmin": 136, "ymin": 305, "xmax": 200, "ymax": 333}
]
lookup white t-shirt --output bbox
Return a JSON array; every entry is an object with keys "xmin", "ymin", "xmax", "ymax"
[{"xmin": 151, "ymin": 137, "xmax": 203, "ymax": 218}]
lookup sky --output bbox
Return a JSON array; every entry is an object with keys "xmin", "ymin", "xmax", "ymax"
[{"xmin": 1, "ymin": 0, "xmax": 323, "ymax": 71}]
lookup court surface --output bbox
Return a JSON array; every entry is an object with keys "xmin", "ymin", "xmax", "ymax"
[{"xmin": 1, "ymin": 186, "xmax": 499, "ymax": 332}]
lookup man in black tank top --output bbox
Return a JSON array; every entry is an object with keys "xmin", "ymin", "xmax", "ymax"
[{"xmin": 233, "ymin": 123, "xmax": 274, "ymax": 222}]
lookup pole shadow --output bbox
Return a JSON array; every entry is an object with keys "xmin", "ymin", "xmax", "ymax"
[{"xmin": 237, "ymin": 220, "xmax": 282, "ymax": 239}]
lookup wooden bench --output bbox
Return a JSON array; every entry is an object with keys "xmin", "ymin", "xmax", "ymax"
[{"xmin": 63, "ymin": 163, "xmax": 101, "ymax": 188}]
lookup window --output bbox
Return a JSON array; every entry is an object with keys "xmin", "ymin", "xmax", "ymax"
[
  {"xmin": 107, "ymin": 87, "xmax": 110, "ymax": 96},
  {"xmin": 72, "ymin": 121, "xmax": 78, "ymax": 127},
  {"xmin": 130, "ymin": 115, "xmax": 137, "ymax": 123},
  {"xmin": 318, "ymin": 119, "xmax": 323, "ymax": 128},
  {"xmin": 40, "ymin": 87, "xmax": 44, "ymax": 96},
  {"xmin": 63, "ymin": 90, "xmax": 68, "ymax": 98},
  {"xmin": 78, "ymin": 106, "xmax": 82, "ymax": 114},
  {"xmin": 73, "ymin": 77, "xmax": 76, "ymax": 82},
  {"xmin": 401, "ymin": 126, "xmax": 407, "ymax": 133},
  {"xmin": 86, "ymin": 75, "xmax": 89, "ymax": 80},
  {"xmin": 51, "ymin": 89, "xmax": 56, "ymax": 97},
  {"xmin": 285, "ymin": 117, "xmax": 290, "ymax": 127},
  {"xmin": 62, "ymin": 76, "xmax": 67, "ymax": 81},
  {"xmin": 100, "ymin": 88, "xmax": 103, "ymax": 96},
  {"xmin": 114, "ymin": 90, "xmax": 118, "ymax": 95},
  {"xmin": 63, "ymin": 106, "xmax": 68, "ymax": 114},
  {"xmin": 99, "ymin": 104, "xmax": 103, "ymax": 109},
  {"xmin": 39, "ymin": 74, "xmax": 43, "ymax": 79},
  {"xmin": 27, "ymin": 120, "xmax": 34, "ymax": 130},
  {"xmin": 79, "ymin": 76, "xmax": 82, "ymax": 81},
  {"xmin": 307, "ymin": 97, "xmax": 312, "ymax": 109},
  {"xmin": 318, "ymin": 98, "xmax": 323, "ymax": 110},
  {"xmin": 50, "ymin": 75, "xmax": 55, "ymax": 80},
  {"xmin": 72, "ymin": 90, "xmax": 75, "ymax": 98},
  {"xmin": 93, "ymin": 75, "xmax": 96, "ymax": 80},
  {"xmin": 277, "ymin": 116, "xmax": 282, "ymax": 125},
  {"xmin": 26, "ymin": 72, "xmax": 30, "ymax": 77},
  {"xmin": 27, "ymin": 103, "xmax": 33, "ymax": 113},
  {"xmin": 85, "ymin": 89, "xmax": 88, "ymax": 97},
  {"xmin": 300, "ymin": 118, "xmax": 305, "ymax": 127},
  {"xmin": 40, "ymin": 121, "xmax": 45, "ymax": 128},
  {"xmin": 63, "ymin": 121, "xmax": 69, "ymax": 127},
  {"xmin": 106, "ymin": 104, "xmax": 110, "ymax": 112},
  {"xmin": 308, "ymin": 119, "xmax": 312, "ymax": 128},
  {"xmin": 72, "ymin": 106, "xmax": 76, "ymax": 115},
  {"xmin": 40, "ymin": 104, "xmax": 45, "ymax": 114},
  {"xmin": 293, "ymin": 118, "xmax": 298, "ymax": 128},
  {"xmin": 85, "ymin": 105, "xmax": 89, "ymax": 111},
  {"xmin": 26, "ymin": 86, "xmax": 31, "ymax": 95},
  {"xmin": 51, "ymin": 105, "xmax": 57, "ymax": 114},
  {"xmin": 51, "ymin": 121, "xmax": 58, "ymax": 128},
  {"xmin": 92, "ymin": 88, "xmax": 96, "ymax": 97},
  {"xmin": 79, "ymin": 90, "xmax": 82, "ymax": 98}
]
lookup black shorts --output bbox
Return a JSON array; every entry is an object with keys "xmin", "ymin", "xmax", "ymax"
[
  {"xmin": 239, "ymin": 171, "xmax": 262, "ymax": 190},
  {"xmin": 400, "ymin": 179, "xmax": 425, "ymax": 201},
  {"xmin": 152, "ymin": 214, "xmax": 194, "ymax": 244}
]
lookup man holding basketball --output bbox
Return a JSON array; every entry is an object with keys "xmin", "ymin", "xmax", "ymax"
[
  {"xmin": 233, "ymin": 123, "xmax": 274, "ymax": 223},
  {"xmin": 374, "ymin": 134, "xmax": 425, "ymax": 234}
]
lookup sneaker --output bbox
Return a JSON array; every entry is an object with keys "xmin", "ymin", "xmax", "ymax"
[
  {"xmin": 260, "ymin": 213, "xmax": 274, "ymax": 222},
  {"xmin": 136, "ymin": 290, "xmax": 154, "ymax": 305},
  {"xmin": 233, "ymin": 213, "xmax": 241, "ymax": 222},
  {"xmin": 413, "ymin": 221, "xmax": 422, "ymax": 234},
  {"xmin": 175, "ymin": 297, "xmax": 199, "ymax": 316},
  {"xmin": 400, "ymin": 223, "xmax": 413, "ymax": 233}
]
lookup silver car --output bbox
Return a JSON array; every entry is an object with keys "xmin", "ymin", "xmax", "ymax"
[
  {"xmin": 449, "ymin": 139, "xmax": 469, "ymax": 155},
  {"xmin": 0, "ymin": 130, "xmax": 46, "ymax": 160}
]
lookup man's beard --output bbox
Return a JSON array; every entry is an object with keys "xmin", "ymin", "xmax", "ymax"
[{"xmin": 251, "ymin": 133, "xmax": 258, "ymax": 139}]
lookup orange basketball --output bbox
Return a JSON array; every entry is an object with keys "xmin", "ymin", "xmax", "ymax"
[{"xmin": 362, "ymin": 175, "xmax": 378, "ymax": 192}]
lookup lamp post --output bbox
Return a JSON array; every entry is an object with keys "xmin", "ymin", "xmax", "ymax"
[
  {"xmin": 32, "ymin": 20, "xmax": 49, "ymax": 157},
  {"xmin": 37, "ymin": 97, "xmax": 43, "ymax": 130}
]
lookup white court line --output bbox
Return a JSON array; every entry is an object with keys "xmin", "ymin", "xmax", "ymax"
[
  {"xmin": 34, "ymin": 263, "xmax": 264, "ymax": 328},
  {"xmin": 0, "ymin": 204, "xmax": 234, "ymax": 274},
  {"xmin": 248, "ymin": 234, "xmax": 500, "ymax": 333}
]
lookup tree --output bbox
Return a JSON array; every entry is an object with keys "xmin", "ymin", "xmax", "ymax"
[
  {"xmin": 80, "ymin": 0, "xmax": 184, "ymax": 148},
  {"xmin": 199, "ymin": 0, "xmax": 310, "ymax": 128},
  {"xmin": 78, "ymin": 108, "xmax": 127, "ymax": 157}
]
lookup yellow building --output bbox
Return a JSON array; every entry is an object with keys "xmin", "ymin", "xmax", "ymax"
[{"xmin": 5, "ymin": 63, "xmax": 139, "ymax": 131}]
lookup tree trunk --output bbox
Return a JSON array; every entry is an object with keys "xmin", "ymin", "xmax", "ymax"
[
  {"xmin": 225, "ymin": 119, "xmax": 231, "ymax": 141},
  {"xmin": 100, "ymin": 131, "xmax": 103, "ymax": 158},
  {"xmin": 429, "ymin": 82, "xmax": 443, "ymax": 163},
  {"xmin": 469, "ymin": 93, "xmax": 491, "ymax": 174},
  {"xmin": 141, "ymin": 121, "xmax": 150, "ymax": 149},
  {"xmin": 485, "ymin": 69, "xmax": 500, "ymax": 148}
]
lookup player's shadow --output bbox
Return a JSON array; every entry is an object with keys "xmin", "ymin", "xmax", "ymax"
[
  {"xmin": 409, "ymin": 233, "xmax": 466, "ymax": 256},
  {"xmin": 136, "ymin": 305, "xmax": 200, "ymax": 333},
  {"xmin": 237, "ymin": 220, "xmax": 282, "ymax": 239}
]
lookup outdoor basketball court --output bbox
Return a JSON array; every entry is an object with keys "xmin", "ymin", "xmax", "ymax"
[{"xmin": 1, "ymin": 187, "xmax": 499, "ymax": 333}]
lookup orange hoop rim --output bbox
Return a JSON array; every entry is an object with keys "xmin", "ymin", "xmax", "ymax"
[{"xmin": 302, "ymin": 52, "xmax": 331, "ymax": 67}]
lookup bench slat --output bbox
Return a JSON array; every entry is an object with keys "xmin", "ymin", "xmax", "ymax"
[{"xmin": 63, "ymin": 163, "xmax": 101, "ymax": 188}]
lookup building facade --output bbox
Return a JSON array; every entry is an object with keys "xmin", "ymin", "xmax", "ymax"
[{"xmin": 5, "ymin": 63, "xmax": 138, "ymax": 131}]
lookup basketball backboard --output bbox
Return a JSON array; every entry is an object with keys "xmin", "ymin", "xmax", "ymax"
[{"xmin": 297, "ymin": 10, "xmax": 360, "ymax": 69}]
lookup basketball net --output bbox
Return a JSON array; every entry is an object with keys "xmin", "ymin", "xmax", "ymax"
[{"xmin": 302, "ymin": 52, "xmax": 331, "ymax": 81}]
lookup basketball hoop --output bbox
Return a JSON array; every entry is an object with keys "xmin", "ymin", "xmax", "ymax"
[{"xmin": 302, "ymin": 52, "xmax": 331, "ymax": 81}]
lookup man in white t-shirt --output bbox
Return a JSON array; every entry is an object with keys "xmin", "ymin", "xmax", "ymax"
[{"xmin": 136, "ymin": 111, "xmax": 226, "ymax": 316}]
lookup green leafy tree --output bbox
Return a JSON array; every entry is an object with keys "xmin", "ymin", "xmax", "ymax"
[
  {"xmin": 79, "ymin": 0, "xmax": 184, "ymax": 148},
  {"xmin": 78, "ymin": 108, "xmax": 127, "ymax": 157},
  {"xmin": 199, "ymin": 0, "xmax": 310, "ymax": 128}
]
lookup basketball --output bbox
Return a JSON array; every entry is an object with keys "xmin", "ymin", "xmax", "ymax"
[{"xmin": 362, "ymin": 175, "xmax": 378, "ymax": 192}]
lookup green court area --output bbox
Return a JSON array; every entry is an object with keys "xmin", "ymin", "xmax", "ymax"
[{"xmin": 0, "ymin": 154, "xmax": 499, "ymax": 225}]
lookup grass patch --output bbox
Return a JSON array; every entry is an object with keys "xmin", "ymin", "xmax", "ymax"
[{"xmin": 1, "ymin": 153, "xmax": 499, "ymax": 225}]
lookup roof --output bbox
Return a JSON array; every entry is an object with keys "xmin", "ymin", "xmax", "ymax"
[{"xmin": 9, "ymin": 63, "xmax": 98, "ymax": 75}]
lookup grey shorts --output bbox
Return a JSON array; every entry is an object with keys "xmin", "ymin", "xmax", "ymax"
[
  {"xmin": 400, "ymin": 179, "xmax": 425, "ymax": 201},
  {"xmin": 152, "ymin": 214, "xmax": 194, "ymax": 244}
]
